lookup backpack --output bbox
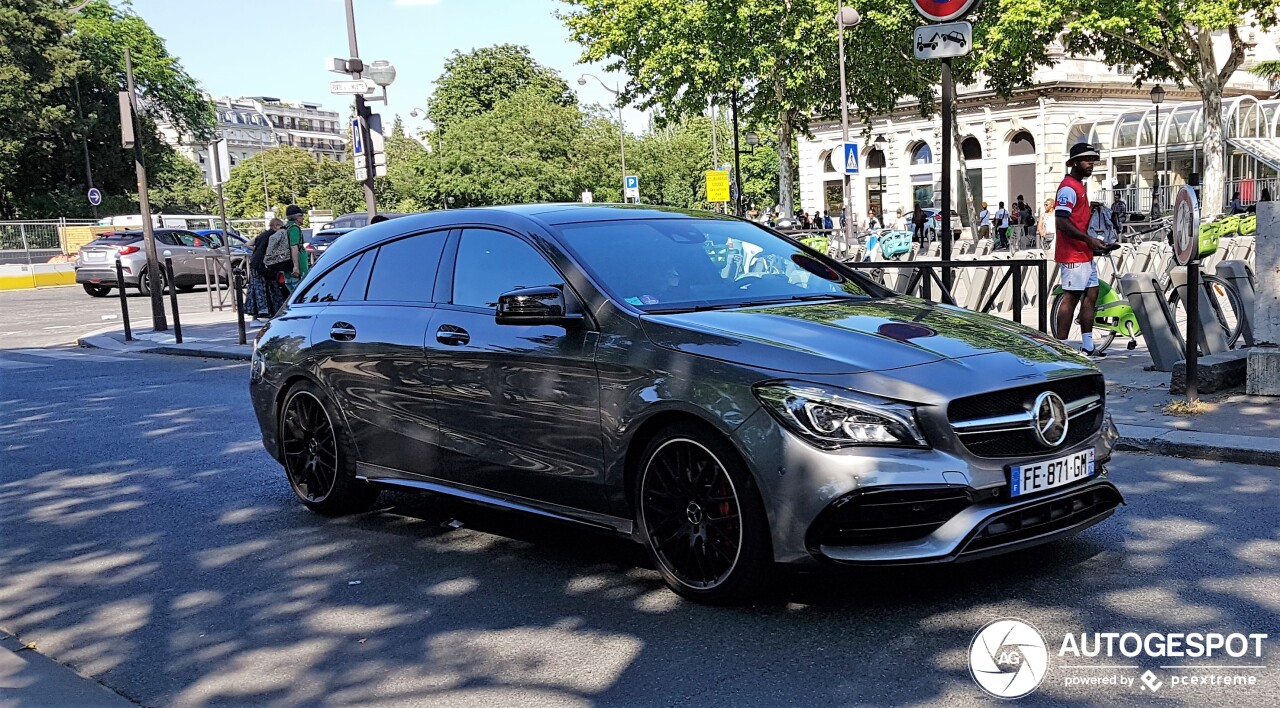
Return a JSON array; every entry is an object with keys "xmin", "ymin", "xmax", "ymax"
[{"xmin": 264, "ymin": 228, "xmax": 292, "ymax": 270}]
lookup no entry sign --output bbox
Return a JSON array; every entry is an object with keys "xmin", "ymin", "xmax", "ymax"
[{"xmin": 910, "ymin": 0, "xmax": 980, "ymax": 22}]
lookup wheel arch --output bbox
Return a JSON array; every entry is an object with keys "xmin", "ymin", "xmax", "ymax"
[{"xmin": 621, "ymin": 410, "xmax": 755, "ymax": 517}]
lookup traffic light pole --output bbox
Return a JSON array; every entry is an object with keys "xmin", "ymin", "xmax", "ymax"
[{"xmin": 125, "ymin": 47, "xmax": 167, "ymax": 331}]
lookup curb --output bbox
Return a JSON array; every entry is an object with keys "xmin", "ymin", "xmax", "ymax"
[
  {"xmin": 77, "ymin": 334, "xmax": 251, "ymax": 361},
  {"xmin": 1117, "ymin": 424, "xmax": 1280, "ymax": 467},
  {"xmin": 0, "ymin": 632, "xmax": 136, "ymax": 707}
]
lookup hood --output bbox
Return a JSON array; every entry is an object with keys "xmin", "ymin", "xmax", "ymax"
[{"xmin": 640, "ymin": 297, "xmax": 1079, "ymax": 375}]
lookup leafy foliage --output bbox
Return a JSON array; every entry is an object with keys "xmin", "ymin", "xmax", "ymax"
[{"xmin": 425, "ymin": 44, "xmax": 575, "ymax": 136}]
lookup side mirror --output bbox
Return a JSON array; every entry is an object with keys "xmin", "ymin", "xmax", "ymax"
[{"xmin": 496, "ymin": 285, "xmax": 582, "ymax": 327}]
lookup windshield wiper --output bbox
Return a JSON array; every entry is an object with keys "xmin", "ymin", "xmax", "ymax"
[{"xmin": 771, "ymin": 293, "xmax": 868, "ymax": 303}]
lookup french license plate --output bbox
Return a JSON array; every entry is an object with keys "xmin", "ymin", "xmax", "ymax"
[
  {"xmin": 1009, "ymin": 449, "xmax": 1094, "ymax": 497},
  {"xmin": 86, "ymin": 252, "xmax": 105, "ymax": 262}
]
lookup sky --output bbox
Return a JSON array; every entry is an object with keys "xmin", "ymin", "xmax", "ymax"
[{"xmin": 128, "ymin": 0, "xmax": 644, "ymax": 135}]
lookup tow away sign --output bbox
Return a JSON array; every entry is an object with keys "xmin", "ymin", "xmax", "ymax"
[{"xmin": 913, "ymin": 21, "xmax": 972, "ymax": 60}]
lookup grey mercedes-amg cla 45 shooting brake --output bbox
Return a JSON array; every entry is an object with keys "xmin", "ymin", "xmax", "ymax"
[{"xmin": 250, "ymin": 204, "xmax": 1123, "ymax": 603}]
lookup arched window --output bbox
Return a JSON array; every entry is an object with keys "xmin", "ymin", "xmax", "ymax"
[
  {"xmin": 1009, "ymin": 131, "xmax": 1036, "ymax": 156},
  {"xmin": 866, "ymin": 148, "xmax": 886, "ymax": 169},
  {"xmin": 961, "ymin": 137, "xmax": 982, "ymax": 160},
  {"xmin": 911, "ymin": 142, "xmax": 933, "ymax": 165}
]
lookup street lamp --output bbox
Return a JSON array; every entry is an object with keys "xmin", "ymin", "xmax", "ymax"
[
  {"xmin": 366, "ymin": 60, "xmax": 397, "ymax": 89},
  {"xmin": 578, "ymin": 74, "xmax": 628, "ymax": 202},
  {"xmin": 874, "ymin": 134, "xmax": 887, "ymax": 224},
  {"xmin": 837, "ymin": 2, "xmax": 861, "ymax": 244},
  {"xmin": 1150, "ymin": 84, "xmax": 1166, "ymax": 216}
]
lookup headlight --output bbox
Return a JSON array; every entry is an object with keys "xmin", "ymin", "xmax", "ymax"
[{"xmin": 753, "ymin": 382, "xmax": 927, "ymax": 449}]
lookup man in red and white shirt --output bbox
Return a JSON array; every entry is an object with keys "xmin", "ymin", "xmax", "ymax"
[{"xmin": 1054, "ymin": 143, "xmax": 1114, "ymax": 357}]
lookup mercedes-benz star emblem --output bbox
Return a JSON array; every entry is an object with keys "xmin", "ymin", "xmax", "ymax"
[{"xmin": 1032, "ymin": 391, "xmax": 1069, "ymax": 447}]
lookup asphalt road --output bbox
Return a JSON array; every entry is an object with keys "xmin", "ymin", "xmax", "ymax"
[
  {"xmin": 0, "ymin": 284, "xmax": 236, "ymax": 349},
  {"xmin": 0, "ymin": 348, "xmax": 1277, "ymax": 707}
]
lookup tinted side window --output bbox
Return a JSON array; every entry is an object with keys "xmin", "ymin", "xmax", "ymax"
[
  {"xmin": 452, "ymin": 229, "xmax": 562, "ymax": 309},
  {"xmin": 297, "ymin": 255, "xmax": 363, "ymax": 304},
  {"xmin": 364, "ymin": 232, "xmax": 447, "ymax": 303},
  {"xmin": 155, "ymin": 232, "xmax": 180, "ymax": 246},
  {"xmin": 338, "ymin": 251, "xmax": 373, "ymax": 301}
]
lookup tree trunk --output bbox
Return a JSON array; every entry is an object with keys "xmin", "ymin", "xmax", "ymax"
[
  {"xmin": 950, "ymin": 100, "xmax": 979, "ymax": 236},
  {"xmin": 1199, "ymin": 81, "xmax": 1226, "ymax": 218},
  {"xmin": 777, "ymin": 109, "xmax": 795, "ymax": 217}
]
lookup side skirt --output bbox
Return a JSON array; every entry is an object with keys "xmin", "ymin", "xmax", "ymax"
[{"xmin": 356, "ymin": 461, "xmax": 635, "ymax": 537}]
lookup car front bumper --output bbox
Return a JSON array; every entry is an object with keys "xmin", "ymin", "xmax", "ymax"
[{"xmin": 731, "ymin": 407, "xmax": 1122, "ymax": 565}]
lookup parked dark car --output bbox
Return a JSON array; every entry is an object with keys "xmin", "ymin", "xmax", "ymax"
[{"xmin": 249, "ymin": 205, "xmax": 1122, "ymax": 603}]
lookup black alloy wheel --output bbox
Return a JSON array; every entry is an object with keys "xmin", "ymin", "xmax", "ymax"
[
  {"xmin": 636, "ymin": 424, "xmax": 772, "ymax": 603},
  {"xmin": 82, "ymin": 283, "xmax": 112, "ymax": 297},
  {"xmin": 279, "ymin": 382, "xmax": 379, "ymax": 515}
]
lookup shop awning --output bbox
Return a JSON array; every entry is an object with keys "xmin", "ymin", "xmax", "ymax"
[{"xmin": 1228, "ymin": 137, "xmax": 1280, "ymax": 172}]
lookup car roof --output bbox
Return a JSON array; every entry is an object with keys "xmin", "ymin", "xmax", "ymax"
[
  {"xmin": 314, "ymin": 204, "xmax": 740, "ymax": 267},
  {"xmin": 106, "ymin": 228, "xmax": 189, "ymax": 235}
]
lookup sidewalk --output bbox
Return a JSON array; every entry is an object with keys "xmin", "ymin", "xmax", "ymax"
[
  {"xmin": 76, "ymin": 308, "xmax": 1278, "ymax": 467},
  {"xmin": 0, "ymin": 633, "xmax": 135, "ymax": 707}
]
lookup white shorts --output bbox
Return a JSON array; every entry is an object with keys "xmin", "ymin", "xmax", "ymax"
[{"xmin": 1059, "ymin": 261, "xmax": 1099, "ymax": 291}]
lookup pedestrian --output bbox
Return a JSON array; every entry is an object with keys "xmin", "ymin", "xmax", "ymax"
[
  {"xmin": 1053, "ymin": 143, "xmax": 1116, "ymax": 358},
  {"xmin": 1262, "ymin": 187, "xmax": 1273, "ymax": 202},
  {"xmin": 245, "ymin": 218, "xmax": 285, "ymax": 319},
  {"xmin": 911, "ymin": 204, "xmax": 927, "ymax": 244},
  {"xmin": 995, "ymin": 201, "xmax": 1010, "ymax": 249},
  {"xmin": 1110, "ymin": 194, "xmax": 1128, "ymax": 233},
  {"xmin": 283, "ymin": 204, "xmax": 308, "ymax": 293},
  {"xmin": 866, "ymin": 211, "xmax": 881, "ymax": 231},
  {"xmin": 1038, "ymin": 197, "xmax": 1055, "ymax": 249},
  {"xmin": 823, "ymin": 211, "xmax": 833, "ymax": 230},
  {"xmin": 1230, "ymin": 191, "xmax": 1244, "ymax": 214},
  {"xmin": 978, "ymin": 201, "xmax": 991, "ymax": 240}
]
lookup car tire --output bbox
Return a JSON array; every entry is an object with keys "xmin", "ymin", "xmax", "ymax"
[
  {"xmin": 278, "ymin": 381, "xmax": 379, "ymax": 516},
  {"xmin": 136, "ymin": 267, "xmax": 167, "ymax": 296},
  {"xmin": 634, "ymin": 422, "xmax": 773, "ymax": 604},
  {"xmin": 82, "ymin": 283, "xmax": 112, "ymax": 297}
]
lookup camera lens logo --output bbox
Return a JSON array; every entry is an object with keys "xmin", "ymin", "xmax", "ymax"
[{"xmin": 970, "ymin": 619, "xmax": 1049, "ymax": 699}]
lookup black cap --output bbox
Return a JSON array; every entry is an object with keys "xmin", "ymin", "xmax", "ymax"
[
  {"xmin": 285, "ymin": 204, "xmax": 303, "ymax": 217},
  {"xmin": 1067, "ymin": 143, "xmax": 1101, "ymax": 165}
]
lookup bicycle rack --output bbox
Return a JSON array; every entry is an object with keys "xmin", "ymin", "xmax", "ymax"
[
  {"xmin": 1121, "ymin": 273, "xmax": 1184, "ymax": 372},
  {"xmin": 1216, "ymin": 260, "xmax": 1256, "ymax": 347},
  {"xmin": 1169, "ymin": 267, "xmax": 1229, "ymax": 355}
]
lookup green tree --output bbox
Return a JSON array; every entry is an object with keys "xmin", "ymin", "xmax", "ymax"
[
  {"xmin": 425, "ymin": 44, "xmax": 575, "ymax": 135},
  {"xmin": 0, "ymin": 0, "xmax": 213, "ymax": 217},
  {"xmin": 148, "ymin": 149, "xmax": 216, "ymax": 213},
  {"xmin": 975, "ymin": 0, "xmax": 1280, "ymax": 217},
  {"xmin": 434, "ymin": 87, "xmax": 588, "ymax": 206},
  {"xmin": 560, "ymin": 0, "xmax": 934, "ymax": 217},
  {"xmin": 223, "ymin": 147, "xmax": 326, "ymax": 218}
]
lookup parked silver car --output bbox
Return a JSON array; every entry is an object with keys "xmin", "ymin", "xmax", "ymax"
[{"xmin": 75, "ymin": 229, "xmax": 246, "ymax": 297}]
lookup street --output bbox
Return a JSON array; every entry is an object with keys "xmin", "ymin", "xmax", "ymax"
[{"xmin": 1, "ymin": 341, "xmax": 1276, "ymax": 706}]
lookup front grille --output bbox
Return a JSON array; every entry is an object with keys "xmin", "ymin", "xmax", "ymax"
[
  {"xmin": 809, "ymin": 485, "xmax": 976, "ymax": 548},
  {"xmin": 962, "ymin": 484, "xmax": 1122, "ymax": 554},
  {"xmin": 948, "ymin": 375, "xmax": 1105, "ymax": 459}
]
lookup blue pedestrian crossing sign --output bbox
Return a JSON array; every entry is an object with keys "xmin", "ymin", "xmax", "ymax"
[
  {"xmin": 87, "ymin": 188, "xmax": 102, "ymax": 207},
  {"xmin": 352, "ymin": 118, "xmax": 364, "ymax": 157},
  {"xmin": 842, "ymin": 143, "xmax": 859, "ymax": 174}
]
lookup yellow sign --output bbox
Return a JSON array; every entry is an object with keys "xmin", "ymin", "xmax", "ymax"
[{"xmin": 705, "ymin": 170, "xmax": 731, "ymax": 203}]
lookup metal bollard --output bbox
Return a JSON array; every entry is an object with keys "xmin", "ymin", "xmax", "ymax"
[
  {"xmin": 234, "ymin": 269, "xmax": 247, "ymax": 346},
  {"xmin": 1120, "ymin": 273, "xmax": 1184, "ymax": 372},
  {"xmin": 1215, "ymin": 260, "xmax": 1255, "ymax": 347},
  {"xmin": 1169, "ymin": 266, "xmax": 1227, "ymax": 355},
  {"xmin": 163, "ymin": 254, "xmax": 182, "ymax": 344},
  {"xmin": 115, "ymin": 258, "xmax": 132, "ymax": 342}
]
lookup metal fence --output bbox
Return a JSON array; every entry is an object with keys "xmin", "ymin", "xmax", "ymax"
[{"xmin": 0, "ymin": 219, "xmax": 98, "ymax": 266}]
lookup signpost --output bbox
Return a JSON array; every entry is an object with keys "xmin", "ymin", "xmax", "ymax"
[
  {"xmin": 1172, "ymin": 185, "xmax": 1202, "ymax": 402},
  {"xmin": 841, "ymin": 142, "xmax": 860, "ymax": 174},
  {"xmin": 329, "ymin": 79, "xmax": 374, "ymax": 95},
  {"xmin": 87, "ymin": 188, "xmax": 102, "ymax": 207},
  {"xmin": 912, "ymin": 21, "xmax": 972, "ymax": 60},
  {"xmin": 705, "ymin": 170, "xmax": 731, "ymax": 203},
  {"xmin": 910, "ymin": 0, "xmax": 977, "ymax": 293},
  {"xmin": 624, "ymin": 175, "xmax": 640, "ymax": 202}
]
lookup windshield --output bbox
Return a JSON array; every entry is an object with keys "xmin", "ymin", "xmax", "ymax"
[{"xmin": 556, "ymin": 218, "xmax": 883, "ymax": 313}]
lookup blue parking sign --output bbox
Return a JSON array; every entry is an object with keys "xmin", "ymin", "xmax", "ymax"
[
  {"xmin": 843, "ymin": 143, "xmax": 859, "ymax": 174},
  {"xmin": 625, "ymin": 175, "xmax": 638, "ymax": 190}
]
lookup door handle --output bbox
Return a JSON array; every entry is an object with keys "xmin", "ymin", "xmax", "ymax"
[
  {"xmin": 329, "ymin": 322, "xmax": 357, "ymax": 341},
  {"xmin": 435, "ymin": 325, "xmax": 470, "ymax": 346}
]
